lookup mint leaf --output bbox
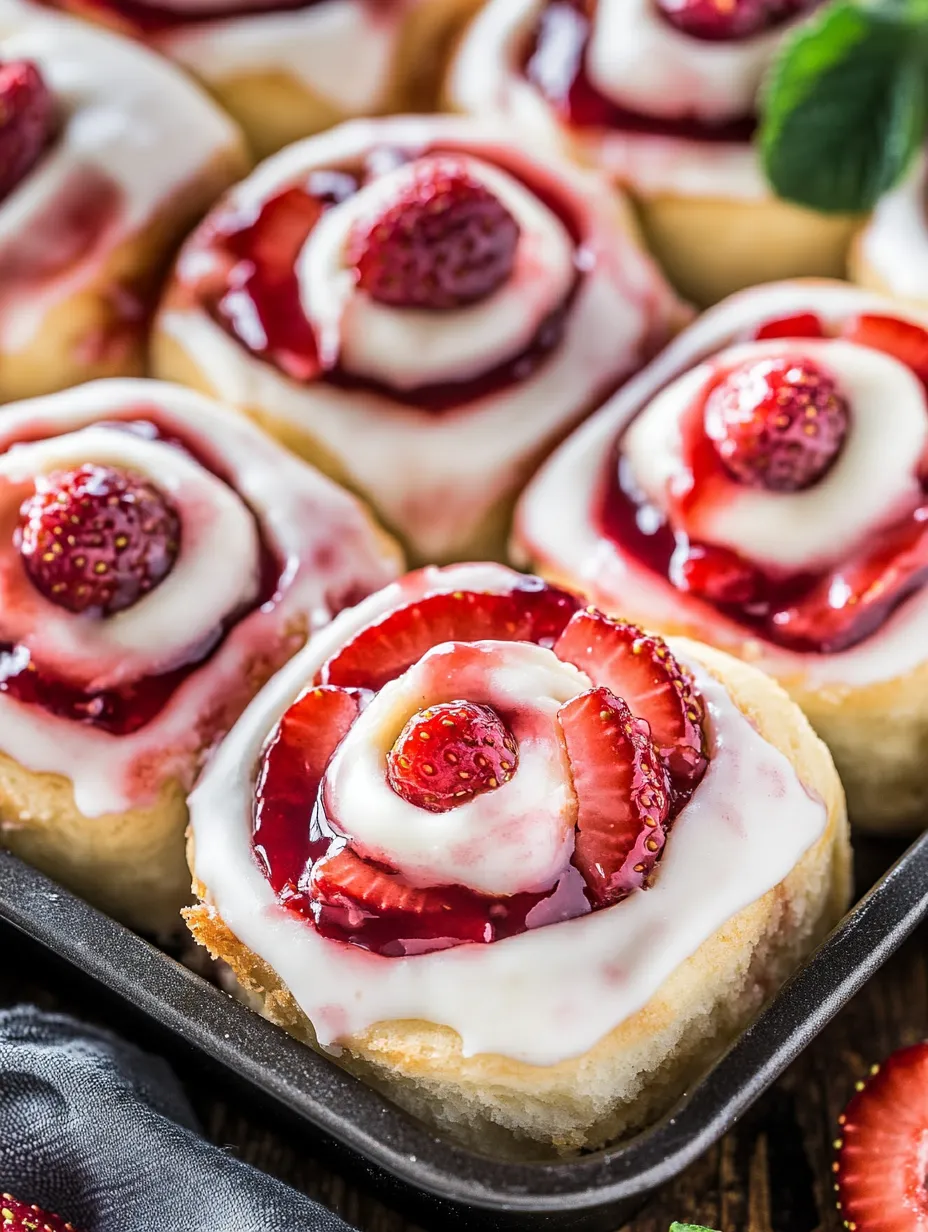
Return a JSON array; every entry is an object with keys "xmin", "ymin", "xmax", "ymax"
[
  {"xmin": 669, "ymin": 1224, "xmax": 720, "ymax": 1231},
  {"xmin": 759, "ymin": 0, "xmax": 928, "ymax": 213}
]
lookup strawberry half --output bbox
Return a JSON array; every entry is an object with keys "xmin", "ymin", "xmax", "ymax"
[
  {"xmin": 844, "ymin": 314, "xmax": 928, "ymax": 386},
  {"xmin": 320, "ymin": 581, "xmax": 580, "ymax": 691},
  {"xmin": 253, "ymin": 685, "xmax": 363, "ymax": 893},
  {"xmin": 836, "ymin": 1041, "xmax": 928, "ymax": 1231},
  {"xmin": 554, "ymin": 609, "xmax": 706, "ymax": 790},
  {"xmin": 558, "ymin": 686, "xmax": 670, "ymax": 907},
  {"xmin": 17, "ymin": 463, "xmax": 181, "ymax": 617},
  {"xmin": 386, "ymin": 700, "xmax": 518, "ymax": 812},
  {"xmin": 0, "ymin": 1194, "xmax": 79, "ymax": 1231}
]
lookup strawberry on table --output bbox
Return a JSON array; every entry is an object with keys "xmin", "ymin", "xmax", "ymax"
[
  {"xmin": 836, "ymin": 1041, "xmax": 928, "ymax": 1231},
  {"xmin": 0, "ymin": 1193, "xmax": 80, "ymax": 1231}
]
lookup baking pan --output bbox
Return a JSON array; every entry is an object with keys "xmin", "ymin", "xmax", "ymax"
[{"xmin": 0, "ymin": 835, "xmax": 927, "ymax": 1232}]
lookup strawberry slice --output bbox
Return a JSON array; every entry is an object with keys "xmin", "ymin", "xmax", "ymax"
[
  {"xmin": 752, "ymin": 311, "xmax": 825, "ymax": 341},
  {"xmin": 768, "ymin": 509, "xmax": 928, "ymax": 654},
  {"xmin": 554, "ymin": 610, "xmax": 706, "ymax": 789},
  {"xmin": 308, "ymin": 846, "xmax": 553, "ymax": 954},
  {"xmin": 558, "ymin": 686, "xmax": 670, "ymax": 907},
  {"xmin": 843, "ymin": 314, "xmax": 928, "ymax": 385},
  {"xmin": 253, "ymin": 685, "xmax": 363, "ymax": 893},
  {"xmin": 320, "ymin": 581, "xmax": 580, "ymax": 690},
  {"xmin": 836, "ymin": 1041, "xmax": 928, "ymax": 1231}
]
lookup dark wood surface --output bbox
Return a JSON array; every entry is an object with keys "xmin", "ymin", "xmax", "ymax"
[{"xmin": 2, "ymin": 835, "xmax": 922, "ymax": 1232}]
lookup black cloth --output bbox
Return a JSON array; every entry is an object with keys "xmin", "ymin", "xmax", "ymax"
[{"xmin": 0, "ymin": 1006, "xmax": 355, "ymax": 1231}]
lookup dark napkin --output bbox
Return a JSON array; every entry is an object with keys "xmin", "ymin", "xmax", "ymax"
[{"xmin": 0, "ymin": 1005, "xmax": 355, "ymax": 1232}]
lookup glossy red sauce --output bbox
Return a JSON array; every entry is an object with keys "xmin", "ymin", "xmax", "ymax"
[
  {"xmin": 188, "ymin": 150, "xmax": 583, "ymax": 413},
  {"xmin": 0, "ymin": 418, "xmax": 282, "ymax": 736},
  {"xmin": 598, "ymin": 312, "xmax": 928, "ymax": 654},
  {"xmin": 523, "ymin": 0, "xmax": 756, "ymax": 142}
]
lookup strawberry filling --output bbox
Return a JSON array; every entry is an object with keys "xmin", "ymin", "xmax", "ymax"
[
  {"xmin": 0, "ymin": 419, "xmax": 280, "ymax": 735},
  {"xmin": 252, "ymin": 579, "xmax": 707, "ymax": 956},
  {"xmin": 600, "ymin": 312, "xmax": 928, "ymax": 654},
  {"xmin": 185, "ymin": 147, "xmax": 581, "ymax": 413},
  {"xmin": 522, "ymin": 0, "xmax": 757, "ymax": 142}
]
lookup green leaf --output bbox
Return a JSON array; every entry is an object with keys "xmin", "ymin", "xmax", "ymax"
[
  {"xmin": 759, "ymin": 0, "xmax": 928, "ymax": 214},
  {"xmin": 669, "ymin": 1224, "xmax": 720, "ymax": 1231}
]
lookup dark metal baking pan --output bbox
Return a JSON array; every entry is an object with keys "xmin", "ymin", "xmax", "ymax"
[{"xmin": 0, "ymin": 835, "xmax": 926, "ymax": 1232}]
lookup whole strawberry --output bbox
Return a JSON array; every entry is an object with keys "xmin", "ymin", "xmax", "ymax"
[
  {"xmin": 17, "ymin": 463, "xmax": 181, "ymax": 616},
  {"xmin": 0, "ymin": 1193, "xmax": 79, "ymax": 1231},
  {"xmin": 704, "ymin": 356, "xmax": 850, "ymax": 492},
  {"xmin": 0, "ymin": 61, "xmax": 56, "ymax": 204},
  {"xmin": 348, "ymin": 158, "xmax": 521, "ymax": 310}
]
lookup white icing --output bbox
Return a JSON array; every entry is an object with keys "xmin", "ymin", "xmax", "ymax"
[
  {"xmin": 325, "ymin": 640, "xmax": 587, "ymax": 895},
  {"xmin": 447, "ymin": 0, "xmax": 774, "ymax": 200},
  {"xmin": 0, "ymin": 0, "xmax": 243, "ymax": 351},
  {"xmin": 0, "ymin": 425, "xmax": 260, "ymax": 689},
  {"xmin": 858, "ymin": 152, "xmax": 928, "ymax": 303},
  {"xmin": 161, "ymin": 114, "xmax": 683, "ymax": 561},
  {"xmin": 587, "ymin": 0, "xmax": 791, "ymax": 122},
  {"xmin": 299, "ymin": 153, "xmax": 576, "ymax": 388},
  {"xmin": 515, "ymin": 279, "xmax": 928, "ymax": 688},
  {"xmin": 622, "ymin": 338, "xmax": 928, "ymax": 572},
  {"xmin": 161, "ymin": 0, "xmax": 410, "ymax": 115},
  {"xmin": 189, "ymin": 561, "xmax": 827, "ymax": 1065},
  {"xmin": 0, "ymin": 378, "xmax": 401, "ymax": 816}
]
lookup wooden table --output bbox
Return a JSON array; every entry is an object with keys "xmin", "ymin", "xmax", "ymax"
[{"xmin": 2, "ymin": 835, "xmax": 920, "ymax": 1232}]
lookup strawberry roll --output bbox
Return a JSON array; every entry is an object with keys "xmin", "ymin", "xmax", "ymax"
[
  {"xmin": 516, "ymin": 280, "xmax": 928, "ymax": 829},
  {"xmin": 186, "ymin": 562, "xmax": 848, "ymax": 1154},
  {"xmin": 0, "ymin": 0, "xmax": 247, "ymax": 401},
  {"xmin": 447, "ymin": 0, "xmax": 860, "ymax": 305},
  {"xmin": 153, "ymin": 114, "xmax": 687, "ymax": 564},
  {"xmin": 0, "ymin": 378, "xmax": 401, "ymax": 933},
  {"xmin": 38, "ymin": 0, "xmax": 481, "ymax": 157}
]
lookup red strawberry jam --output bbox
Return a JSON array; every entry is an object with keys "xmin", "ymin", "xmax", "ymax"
[
  {"xmin": 599, "ymin": 312, "xmax": 928, "ymax": 654},
  {"xmin": 0, "ymin": 418, "xmax": 281, "ymax": 735},
  {"xmin": 523, "ymin": 0, "xmax": 757, "ymax": 142},
  {"xmin": 183, "ymin": 148, "xmax": 582, "ymax": 413},
  {"xmin": 252, "ymin": 578, "xmax": 707, "ymax": 956}
]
